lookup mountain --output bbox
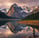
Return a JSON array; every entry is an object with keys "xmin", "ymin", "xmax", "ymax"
[{"xmin": 8, "ymin": 4, "xmax": 28, "ymax": 19}]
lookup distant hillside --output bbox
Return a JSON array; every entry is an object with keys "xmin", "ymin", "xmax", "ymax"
[{"xmin": 23, "ymin": 10, "xmax": 39, "ymax": 20}]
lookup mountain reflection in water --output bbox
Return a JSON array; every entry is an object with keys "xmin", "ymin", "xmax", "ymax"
[{"xmin": 0, "ymin": 20, "xmax": 39, "ymax": 38}]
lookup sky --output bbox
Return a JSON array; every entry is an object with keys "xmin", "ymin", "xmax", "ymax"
[{"xmin": 0, "ymin": 0, "xmax": 39, "ymax": 8}]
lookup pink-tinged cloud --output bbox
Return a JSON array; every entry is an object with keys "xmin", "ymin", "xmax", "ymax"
[
  {"xmin": 0, "ymin": 0, "xmax": 39, "ymax": 8},
  {"xmin": 9, "ymin": 0, "xmax": 39, "ymax": 6}
]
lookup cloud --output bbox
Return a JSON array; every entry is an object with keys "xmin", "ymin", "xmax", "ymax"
[
  {"xmin": 9, "ymin": 0, "xmax": 39, "ymax": 6},
  {"xmin": 0, "ymin": 0, "xmax": 39, "ymax": 8},
  {"xmin": 0, "ymin": 0, "xmax": 13, "ymax": 8},
  {"xmin": 9, "ymin": 0, "xmax": 39, "ymax": 4}
]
